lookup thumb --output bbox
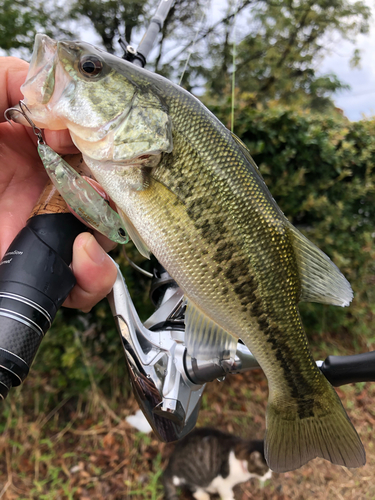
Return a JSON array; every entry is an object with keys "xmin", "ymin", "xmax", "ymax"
[{"xmin": 63, "ymin": 232, "xmax": 117, "ymax": 312}]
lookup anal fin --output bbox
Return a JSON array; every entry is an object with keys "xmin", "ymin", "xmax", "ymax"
[{"xmin": 185, "ymin": 300, "xmax": 237, "ymax": 361}]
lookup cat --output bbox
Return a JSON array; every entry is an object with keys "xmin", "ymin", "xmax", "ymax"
[{"xmin": 162, "ymin": 427, "xmax": 271, "ymax": 500}]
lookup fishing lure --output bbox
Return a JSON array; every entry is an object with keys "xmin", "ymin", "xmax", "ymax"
[
  {"xmin": 5, "ymin": 101, "xmax": 128, "ymax": 245},
  {"xmin": 37, "ymin": 143, "xmax": 129, "ymax": 244}
]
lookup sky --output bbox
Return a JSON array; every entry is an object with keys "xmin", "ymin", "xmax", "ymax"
[{"xmin": 317, "ymin": 0, "xmax": 375, "ymax": 121}]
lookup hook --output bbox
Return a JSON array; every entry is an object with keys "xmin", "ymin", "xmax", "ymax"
[
  {"xmin": 122, "ymin": 246, "xmax": 153, "ymax": 278},
  {"xmin": 4, "ymin": 100, "xmax": 45, "ymax": 144}
]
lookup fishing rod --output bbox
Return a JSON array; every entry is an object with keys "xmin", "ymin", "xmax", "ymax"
[
  {"xmin": 1, "ymin": 0, "xmax": 375, "ymax": 443},
  {"xmin": 0, "ymin": 0, "xmax": 176, "ymax": 402}
]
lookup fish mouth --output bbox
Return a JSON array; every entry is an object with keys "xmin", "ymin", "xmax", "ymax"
[
  {"xmin": 10, "ymin": 34, "xmax": 71, "ymax": 130},
  {"xmin": 21, "ymin": 34, "xmax": 57, "ymax": 106},
  {"xmin": 8, "ymin": 35, "xmax": 58, "ymax": 127}
]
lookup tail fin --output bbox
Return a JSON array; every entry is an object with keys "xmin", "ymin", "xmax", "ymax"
[{"xmin": 265, "ymin": 386, "xmax": 365, "ymax": 473}]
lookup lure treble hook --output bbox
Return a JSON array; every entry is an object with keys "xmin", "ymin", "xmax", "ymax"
[
  {"xmin": 4, "ymin": 100, "xmax": 45, "ymax": 145},
  {"xmin": 4, "ymin": 100, "xmax": 128, "ymax": 244}
]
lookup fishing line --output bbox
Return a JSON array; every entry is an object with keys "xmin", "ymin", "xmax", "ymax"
[
  {"xmin": 231, "ymin": 0, "xmax": 239, "ymax": 133},
  {"xmin": 178, "ymin": 0, "xmax": 211, "ymax": 86},
  {"xmin": 122, "ymin": 246, "xmax": 153, "ymax": 278}
]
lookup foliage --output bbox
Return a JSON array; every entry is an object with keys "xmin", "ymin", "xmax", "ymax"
[
  {"xmin": 0, "ymin": 0, "xmax": 40, "ymax": 52},
  {"xmin": 68, "ymin": 0, "xmax": 150, "ymax": 54},
  {"xmin": 68, "ymin": 0, "xmax": 208, "ymax": 73},
  {"xmin": 0, "ymin": 0, "xmax": 72, "ymax": 56},
  {"xmin": 202, "ymin": 0, "xmax": 371, "ymax": 110},
  {"xmin": 1, "ymin": 1, "xmax": 371, "ymax": 110},
  {"xmin": 209, "ymin": 95, "xmax": 375, "ymax": 342}
]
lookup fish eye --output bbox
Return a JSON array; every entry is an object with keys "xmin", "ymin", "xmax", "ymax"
[{"xmin": 79, "ymin": 55, "xmax": 103, "ymax": 76}]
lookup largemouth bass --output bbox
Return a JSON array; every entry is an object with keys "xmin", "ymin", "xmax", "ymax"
[{"xmin": 15, "ymin": 34, "xmax": 365, "ymax": 472}]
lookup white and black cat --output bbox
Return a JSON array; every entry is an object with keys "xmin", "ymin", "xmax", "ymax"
[{"xmin": 162, "ymin": 427, "xmax": 271, "ymax": 500}]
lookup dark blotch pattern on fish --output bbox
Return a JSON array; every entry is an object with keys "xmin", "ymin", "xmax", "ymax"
[{"xmin": 151, "ymin": 79, "xmax": 319, "ymax": 419}]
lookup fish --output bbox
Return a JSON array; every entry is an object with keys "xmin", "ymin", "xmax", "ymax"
[{"xmin": 14, "ymin": 34, "xmax": 365, "ymax": 472}]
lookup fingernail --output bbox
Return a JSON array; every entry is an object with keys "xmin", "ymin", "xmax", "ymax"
[{"xmin": 84, "ymin": 234, "xmax": 107, "ymax": 265}]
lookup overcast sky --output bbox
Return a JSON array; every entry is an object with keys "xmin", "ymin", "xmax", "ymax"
[{"xmin": 319, "ymin": 0, "xmax": 375, "ymax": 121}]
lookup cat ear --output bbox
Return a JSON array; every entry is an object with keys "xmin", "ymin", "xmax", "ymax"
[{"xmin": 251, "ymin": 451, "xmax": 263, "ymax": 467}]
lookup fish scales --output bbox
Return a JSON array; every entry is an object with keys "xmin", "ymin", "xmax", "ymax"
[
  {"xmin": 16, "ymin": 34, "xmax": 365, "ymax": 473},
  {"xmin": 150, "ymin": 86, "xmax": 321, "ymax": 406}
]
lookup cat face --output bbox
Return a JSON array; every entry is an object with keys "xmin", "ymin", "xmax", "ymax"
[
  {"xmin": 234, "ymin": 440, "xmax": 270, "ymax": 481},
  {"xmin": 247, "ymin": 450, "xmax": 270, "ymax": 477}
]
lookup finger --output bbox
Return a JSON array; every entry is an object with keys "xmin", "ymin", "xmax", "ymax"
[
  {"xmin": 0, "ymin": 58, "xmax": 74, "ymax": 152},
  {"xmin": 0, "ymin": 57, "xmax": 29, "ymax": 119},
  {"xmin": 44, "ymin": 129, "xmax": 79, "ymax": 155},
  {"xmin": 63, "ymin": 233, "xmax": 117, "ymax": 312}
]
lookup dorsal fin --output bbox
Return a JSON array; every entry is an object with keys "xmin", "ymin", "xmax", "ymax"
[
  {"xmin": 185, "ymin": 299, "xmax": 237, "ymax": 361},
  {"xmin": 287, "ymin": 222, "xmax": 353, "ymax": 307},
  {"xmin": 231, "ymin": 133, "xmax": 352, "ymax": 307}
]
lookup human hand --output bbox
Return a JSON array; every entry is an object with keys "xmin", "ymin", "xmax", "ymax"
[{"xmin": 0, "ymin": 56, "xmax": 117, "ymax": 312}]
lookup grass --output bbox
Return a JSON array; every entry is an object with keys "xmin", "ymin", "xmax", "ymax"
[{"xmin": 129, "ymin": 453, "xmax": 164, "ymax": 500}]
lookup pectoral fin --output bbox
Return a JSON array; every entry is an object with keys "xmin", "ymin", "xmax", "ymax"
[
  {"xmin": 287, "ymin": 223, "xmax": 353, "ymax": 307},
  {"xmin": 185, "ymin": 299, "xmax": 237, "ymax": 361},
  {"xmin": 117, "ymin": 207, "xmax": 151, "ymax": 259}
]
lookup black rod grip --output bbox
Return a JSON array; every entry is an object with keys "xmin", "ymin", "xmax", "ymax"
[
  {"xmin": 0, "ymin": 213, "xmax": 86, "ymax": 398},
  {"xmin": 320, "ymin": 351, "xmax": 375, "ymax": 387}
]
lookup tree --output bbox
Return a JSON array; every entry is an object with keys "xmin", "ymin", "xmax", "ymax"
[
  {"xmin": 68, "ymin": 0, "xmax": 149, "ymax": 54},
  {"xmin": 0, "ymin": 0, "xmax": 72, "ymax": 57},
  {"xmin": 233, "ymin": 0, "xmax": 371, "ymax": 109},
  {"xmin": 68, "ymin": 0, "xmax": 207, "ymax": 64},
  {"xmin": 1, "ymin": 0, "xmax": 371, "ymax": 111},
  {"xmin": 173, "ymin": 0, "xmax": 371, "ymax": 110}
]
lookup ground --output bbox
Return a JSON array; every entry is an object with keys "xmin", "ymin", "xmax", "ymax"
[{"xmin": 0, "ymin": 363, "xmax": 374, "ymax": 500}]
